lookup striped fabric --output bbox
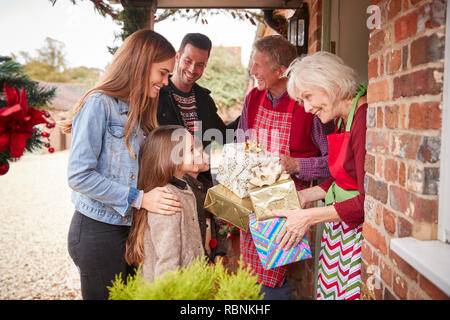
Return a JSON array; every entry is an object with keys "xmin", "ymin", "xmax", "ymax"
[
  {"xmin": 172, "ymin": 90, "xmax": 199, "ymax": 134},
  {"xmin": 249, "ymin": 214, "xmax": 312, "ymax": 270},
  {"xmin": 316, "ymin": 221, "xmax": 363, "ymax": 300}
]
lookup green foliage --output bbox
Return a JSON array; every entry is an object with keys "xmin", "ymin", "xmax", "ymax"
[
  {"xmin": 65, "ymin": 66, "xmax": 102, "ymax": 86},
  {"xmin": 108, "ymin": 257, "xmax": 263, "ymax": 300},
  {"xmin": 197, "ymin": 47, "xmax": 247, "ymax": 111},
  {"xmin": 0, "ymin": 56, "xmax": 56, "ymax": 109}
]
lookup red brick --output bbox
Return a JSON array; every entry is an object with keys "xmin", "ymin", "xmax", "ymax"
[
  {"xmin": 419, "ymin": 274, "xmax": 450, "ymax": 300},
  {"xmin": 407, "ymin": 164, "xmax": 440, "ymax": 195},
  {"xmin": 418, "ymin": 1, "xmax": 447, "ymax": 30},
  {"xmin": 367, "ymin": 176, "xmax": 388, "ymax": 204},
  {"xmin": 402, "ymin": 45, "xmax": 409, "ymax": 70},
  {"xmin": 417, "ymin": 136, "xmax": 441, "ymax": 164},
  {"xmin": 389, "ymin": 185, "xmax": 412, "ymax": 214},
  {"xmin": 398, "ymin": 216, "xmax": 412, "ymax": 237},
  {"xmin": 368, "ymin": 80, "xmax": 390, "ymax": 103},
  {"xmin": 391, "ymin": 133, "xmax": 422, "ymax": 160},
  {"xmin": 376, "ymin": 156, "xmax": 384, "ymax": 178},
  {"xmin": 384, "ymin": 158, "xmax": 398, "ymax": 183},
  {"xmin": 380, "ymin": 259, "xmax": 393, "ymax": 287},
  {"xmin": 384, "ymin": 105, "xmax": 399, "ymax": 129},
  {"xmin": 403, "ymin": 0, "xmax": 409, "ymax": 11},
  {"xmin": 363, "ymin": 222, "xmax": 388, "ymax": 255},
  {"xmin": 377, "ymin": 107, "xmax": 384, "ymax": 129},
  {"xmin": 399, "ymin": 104, "xmax": 407, "ymax": 129},
  {"xmin": 411, "ymin": 34, "xmax": 445, "ymax": 67},
  {"xmin": 365, "ymin": 154, "xmax": 375, "ymax": 175},
  {"xmin": 366, "ymin": 130, "xmax": 390, "ymax": 154},
  {"xmin": 410, "ymin": 0, "xmax": 423, "ymax": 5},
  {"xmin": 394, "ymin": 10, "xmax": 418, "ymax": 43},
  {"xmin": 369, "ymin": 30, "xmax": 386, "ymax": 55},
  {"xmin": 368, "ymin": 58, "xmax": 378, "ymax": 80},
  {"xmin": 412, "ymin": 194, "xmax": 438, "ymax": 223},
  {"xmin": 393, "ymin": 272, "xmax": 409, "ymax": 299},
  {"xmin": 393, "ymin": 68, "xmax": 444, "ymax": 99},
  {"xmin": 362, "ymin": 241, "xmax": 374, "ymax": 265},
  {"xmin": 387, "ymin": 49, "xmax": 402, "ymax": 74},
  {"xmin": 408, "ymin": 102, "xmax": 442, "ymax": 130},
  {"xmin": 376, "ymin": 203, "xmax": 383, "ymax": 226},
  {"xmin": 388, "ymin": 0, "xmax": 403, "ymax": 20},
  {"xmin": 379, "ymin": 54, "xmax": 385, "ymax": 76},
  {"xmin": 383, "ymin": 208, "xmax": 397, "ymax": 235},
  {"xmin": 399, "ymin": 161, "xmax": 406, "ymax": 186}
]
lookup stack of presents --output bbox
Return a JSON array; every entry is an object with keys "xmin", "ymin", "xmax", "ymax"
[{"xmin": 204, "ymin": 141, "xmax": 312, "ymax": 270}]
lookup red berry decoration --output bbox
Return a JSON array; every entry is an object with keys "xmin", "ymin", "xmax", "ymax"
[
  {"xmin": 48, "ymin": 147, "xmax": 55, "ymax": 153},
  {"xmin": 41, "ymin": 132, "xmax": 50, "ymax": 138},
  {"xmin": 0, "ymin": 162, "xmax": 9, "ymax": 176},
  {"xmin": 209, "ymin": 238, "xmax": 218, "ymax": 249}
]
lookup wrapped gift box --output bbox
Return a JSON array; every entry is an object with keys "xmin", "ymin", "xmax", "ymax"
[
  {"xmin": 204, "ymin": 184, "xmax": 253, "ymax": 231},
  {"xmin": 249, "ymin": 178, "xmax": 300, "ymax": 221},
  {"xmin": 249, "ymin": 213, "xmax": 312, "ymax": 270},
  {"xmin": 216, "ymin": 142, "xmax": 279, "ymax": 198}
]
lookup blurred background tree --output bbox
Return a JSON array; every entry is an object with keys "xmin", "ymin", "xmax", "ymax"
[
  {"xmin": 15, "ymin": 37, "xmax": 101, "ymax": 86},
  {"xmin": 198, "ymin": 47, "xmax": 247, "ymax": 111}
]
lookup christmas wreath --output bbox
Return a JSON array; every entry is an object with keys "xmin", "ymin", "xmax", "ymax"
[{"xmin": 0, "ymin": 56, "xmax": 56, "ymax": 175}]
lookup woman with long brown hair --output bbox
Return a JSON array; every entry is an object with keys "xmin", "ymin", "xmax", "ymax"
[
  {"xmin": 64, "ymin": 29, "xmax": 181, "ymax": 299},
  {"xmin": 125, "ymin": 125, "xmax": 209, "ymax": 281}
]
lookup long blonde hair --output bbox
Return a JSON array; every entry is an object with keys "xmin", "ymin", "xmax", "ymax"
[
  {"xmin": 125, "ymin": 125, "xmax": 188, "ymax": 266},
  {"xmin": 60, "ymin": 29, "xmax": 176, "ymax": 159}
]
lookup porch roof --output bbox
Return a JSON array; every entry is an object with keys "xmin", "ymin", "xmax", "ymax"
[{"xmin": 119, "ymin": 0, "xmax": 302, "ymax": 9}]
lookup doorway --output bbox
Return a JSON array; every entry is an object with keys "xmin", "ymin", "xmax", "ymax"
[{"xmin": 329, "ymin": 0, "xmax": 371, "ymax": 83}]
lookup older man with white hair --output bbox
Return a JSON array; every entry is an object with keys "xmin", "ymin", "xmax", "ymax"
[{"xmin": 236, "ymin": 35, "xmax": 333, "ymax": 300}]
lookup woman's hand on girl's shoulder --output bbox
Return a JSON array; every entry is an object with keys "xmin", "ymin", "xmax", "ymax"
[{"xmin": 141, "ymin": 187, "xmax": 182, "ymax": 215}]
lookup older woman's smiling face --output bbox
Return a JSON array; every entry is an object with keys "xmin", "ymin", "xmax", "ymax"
[{"xmin": 295, "ymin": 86, "xmax": 337, "ymax": 124}]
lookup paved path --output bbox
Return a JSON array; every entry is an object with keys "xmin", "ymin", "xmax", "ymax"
[{"xmin": 0, "ymin": 151, "xmax": 81, "ymax": 299}]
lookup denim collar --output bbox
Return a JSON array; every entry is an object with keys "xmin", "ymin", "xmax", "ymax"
[{"xmin": 117, "ymin": 99, "xmax": 130, "ymax": 115}]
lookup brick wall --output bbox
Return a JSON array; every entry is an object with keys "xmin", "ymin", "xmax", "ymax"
[{"xmin": 362, "ymin": 0, "xmax": 449, "ymax": 299}]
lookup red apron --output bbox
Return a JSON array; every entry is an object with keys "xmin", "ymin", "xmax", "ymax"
[
  {"xmin": 250, "ymin": 92, "xmax": 309, "ymax": 190},
  {"xmin": 241, "ymin": 91, "xmax": 299, "ymax": 288},
  {"xmin": 317, "ymin": 94, "xmax": 364, "ymax": 300}
]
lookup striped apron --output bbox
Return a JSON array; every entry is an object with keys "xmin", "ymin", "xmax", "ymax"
[{"xmin": 316, "ymin": 93, "xmax": 364, "ymax": 300}]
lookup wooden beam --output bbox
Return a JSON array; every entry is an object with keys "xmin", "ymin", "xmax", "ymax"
[
  {"xmin": 321, "ymin": 0, "xmax": 331, "ymax": 52},
  {"xmin": 125, "ymin": 0, "xmax": 303, "ymax": 9}
]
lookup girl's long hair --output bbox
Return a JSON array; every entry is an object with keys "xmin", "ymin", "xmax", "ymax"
[
  {"xmin": 125, "ymin": 125, "xmax": 188, "ymax": 266},
  {"xmin": 59, "ymin": 29, "xmax": 176, "ymax": 159}
]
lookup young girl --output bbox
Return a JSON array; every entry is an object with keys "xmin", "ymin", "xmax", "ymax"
[
  {"xmin": 125, "ymin": 125, "xmax": 223, "ymax": 282},
  {"xmin": 62, "ymin": 30, "xmax": 181, "ymax": 300}
]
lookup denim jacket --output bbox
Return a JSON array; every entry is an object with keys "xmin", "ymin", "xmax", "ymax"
[{"xmin": 68, "ymin": 93, "xmax": 143, "ymax": 226}]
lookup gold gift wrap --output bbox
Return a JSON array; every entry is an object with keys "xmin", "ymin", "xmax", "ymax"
[
  {"xmin": 204, "ymin": 184, "xmax": 253, "ymax": 231},
  {"xmin": 249, "ymin": 178, "xmax": 300, "ymax": 221}
]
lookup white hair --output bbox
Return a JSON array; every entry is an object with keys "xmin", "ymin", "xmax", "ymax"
[{"xmin": 285, "ymin": 51, "xmax": 359, "ymax": 104}]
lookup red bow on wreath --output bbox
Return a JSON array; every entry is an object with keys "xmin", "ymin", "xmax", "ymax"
[{"xmin": 0, "ymin": 83, "xmax": 49, "ymax": 158}]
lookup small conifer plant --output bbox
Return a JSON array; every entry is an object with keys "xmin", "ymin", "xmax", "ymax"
[{"xmin": 108, "ymin": 257, "xmax": 264, "ymax": 300}]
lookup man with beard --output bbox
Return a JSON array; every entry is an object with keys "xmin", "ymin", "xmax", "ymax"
[{"xmin": 157, "ymin": 33, "xmax": 230, "ymax": 155}]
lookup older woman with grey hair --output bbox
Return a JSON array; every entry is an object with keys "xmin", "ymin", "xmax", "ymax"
[{"xmin": 273, "ymin": 51, "xmax": 368, "ymax": 300}]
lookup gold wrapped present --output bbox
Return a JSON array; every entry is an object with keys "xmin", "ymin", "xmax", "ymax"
[
  {"xmin": 249, "ymin": 178, "xmax": 300, "ymax": 221},
  {"xmin": 204, "ymin": 184, "xmax": 253, "ymax": 231}
]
